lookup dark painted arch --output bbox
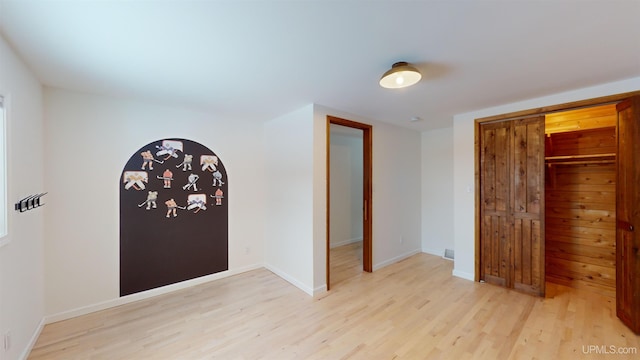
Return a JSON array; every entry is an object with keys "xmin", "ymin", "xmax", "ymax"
[{"xmin": 120, "ymin": 138, "xmax": 228, "ymax": 296}]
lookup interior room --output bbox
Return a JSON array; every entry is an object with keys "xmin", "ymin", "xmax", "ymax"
[
  {"xmin": 0, "ymin": 1, "xmax": 639, "ymax": 359},
  {"xmin": 329, "ymin": 123, "xmax": 364, "ymax": 287}
]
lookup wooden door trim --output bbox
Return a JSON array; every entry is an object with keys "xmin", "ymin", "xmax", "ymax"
[
  {"xmin": 476, "ymin": 91, "xmax": 640, "ymax": 124},
  {"xmin": 326, "ymin": 116, "xmax": 373, "ymax": 291},
  {"xmin": 475, "ymin": 90, "xmax": 640, "ymax": 288}
]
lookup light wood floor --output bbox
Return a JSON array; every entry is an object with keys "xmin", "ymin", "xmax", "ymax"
[
  {"xmin": 330, "ymin": 241, "xmax": 363, "ymax": 288},
  {"xmin": 29, "ymin": 249, "xmax": 639, "ymax": 359}
]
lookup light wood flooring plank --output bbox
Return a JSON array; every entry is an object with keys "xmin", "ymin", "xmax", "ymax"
[
  {"xmin": 29, "ymin": 250, "xmax": 640, "ymax": 359},
  {"xmin": 330, "ymin": 241, "xmax": 363, "ymax": 288}
]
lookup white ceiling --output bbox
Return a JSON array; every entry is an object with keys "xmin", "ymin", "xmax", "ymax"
[{"xmin": 1, "ymin": 0, "xmax": 639, "ymax": 131}]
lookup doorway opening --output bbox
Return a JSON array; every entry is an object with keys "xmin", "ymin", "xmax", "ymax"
[{"xmin": 326, "ymin": 116, "xmax": 372, "ymax": 291}]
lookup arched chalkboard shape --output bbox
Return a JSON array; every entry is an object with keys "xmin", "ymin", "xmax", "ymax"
[{"xmin": 120, "ymin": 138, "xmax": 228, "ymax": 296}]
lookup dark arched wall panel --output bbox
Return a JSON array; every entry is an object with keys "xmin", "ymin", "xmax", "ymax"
[{"xmin": 120, "ymin": 138, "xmax": 228, "ymax": 296}]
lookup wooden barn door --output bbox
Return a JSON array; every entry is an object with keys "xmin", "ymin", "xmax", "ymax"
[
  {"xmin": 480, "ymin": 121, "xmax": 512, "ymax": 287},
  {"xmin": 479, "ymin": 116, "xmax": 545, "ymax": 296},
  {"xmin": 511, "ymin": 117, "xmax": 545, "ymax": 296},
  {"xmin": 616, "ymin": 96, "xmax": 640, "ymax": 334}
]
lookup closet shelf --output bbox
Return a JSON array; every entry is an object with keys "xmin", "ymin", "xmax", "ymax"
[{"xmin": 545, "ymin": 153, "xmax": 616, "ymax": 166}]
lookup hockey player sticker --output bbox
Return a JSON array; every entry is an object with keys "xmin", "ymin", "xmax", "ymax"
[
  {"xmin": 140, "ymin": 150, "xmax": 163, "ymax": 170},
  {"xmin": 200, "ymin": 155, "xmax": 218, "ymax": 172},
  {"xmin": 212, "ymin": 188, "xmax": 224, "ymax": 206},
  {"xmin": 156, "ymin": 140, "xmax": 183, "ymax": 160},
  {"xmin": 176, "ymin": 154, "xmax": 193, "ymax": 171},
  {"xmin": 138, "ymin": 191, "xmax": 158, "ymax": 210},
  {"xmin": 123, "ymin": 171, "xmax": 148, "ymax": 190},
  {"xmin": 158, "ymin": 169, "xmax": 174, "ymax": 188},
  {"xmin": 120, "ymin": 138, "xmax": 228, "ymax": 297},
  {"xmin": 183, "ymin": 173, "xmax": 200, "ymax": 191},
  {"xmin": 187, "ymin": 194, "xmax": 207, "ymax": 213}
]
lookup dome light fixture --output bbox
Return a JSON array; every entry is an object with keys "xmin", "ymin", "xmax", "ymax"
[{"xmin": 379, "ymin": 61, "xmax": 422, "ymax": 89}]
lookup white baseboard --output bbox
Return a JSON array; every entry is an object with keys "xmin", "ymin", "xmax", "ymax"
[
  {"xmin": 263, "ymin": 264, "xmax": 314, "ymax": 296},
  {"xmin": 45, "ymin": 263, "xmax": 263, "ymax": 324},
  {"xmin": 313, "ymin": 284, "xmax": 327, "ymax": 296},
  {"xmin": 452, "ymin": 269, "xmax": 474, "ymax": 281},
  {"xmin": 421, "ymin": 247, "xmax": 442, "ymax": 257},
  {"xmin": 20, "ymin": 317, "xmax": 45, "ymax": 360},
  {"xmin": 330, "ymin": 237, "xmax": 362, "ymax": 249},
  {"xmin": 373, "ymin": 249, "xmax": 421, "ymax": 271}
]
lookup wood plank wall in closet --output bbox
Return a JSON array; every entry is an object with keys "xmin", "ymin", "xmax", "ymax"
[{"xmin": 544, "ymin": 104, "xmax": 617, "ymax": 297}]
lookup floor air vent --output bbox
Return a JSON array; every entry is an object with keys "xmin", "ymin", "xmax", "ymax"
[{"xmin": 443, "ymin": 249, "xmax": 454, "ymax": 260}]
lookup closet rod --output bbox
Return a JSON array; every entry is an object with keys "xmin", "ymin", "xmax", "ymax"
[{"xmin": 545, "ymin": 153, "xmax": 616, "ymax": 166}]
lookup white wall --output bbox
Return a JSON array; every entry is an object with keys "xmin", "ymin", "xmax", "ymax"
[
  {"xmin": 0, "ymin": 35, "xmax": 46, "ymax": 360},
  {"xmin": 43, "ymin": 89, "xmax": 265, "ymax": 318},
  {"xmin": 263, "ymin": 105, "xmax": 315, "ymax": 294},
  {"xmin": 313, "ymin": 105, "xmax": 422, "ymax": 290},
  {"xmin": 452, "ymin": 77, "xmax": 640, "ymax": 281},
  {"xmin": 329, "ymin": 128, "xmax": 363, "ymax": 248},
  {"xmin": 41, "ymin": 93, "xmax": 423, "ymax": 321},
  {"xmin": 368, "ymin": 118, "xmax": 422, "ymax": 270},
  {"xmin": 421, "ymin": 127, "xmax": 453, "ymax": 257}
]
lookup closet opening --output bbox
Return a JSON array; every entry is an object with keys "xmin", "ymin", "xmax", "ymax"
[
  {"xmin": 475, "ymin": 91, "xmax": 640, "ymax": 334},
  {"xmin": 544, "ymin": 104, "xmax": 617, "ymax": 298}
]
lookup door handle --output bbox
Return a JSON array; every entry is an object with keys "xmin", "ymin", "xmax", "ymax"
[{"xmin": 364, "ymin": 200, "xmax": 367, "ymax": 221}]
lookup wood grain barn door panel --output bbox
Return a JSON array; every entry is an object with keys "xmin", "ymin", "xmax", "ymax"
[
  {"xmin": 511, "ymin": 118, "xmax": 545, "ymax": 296},
  {"xmin": 479, "ymin": 116, "xmax": 545, "ymax": 295},
  {"xmin": 480, "ymin": 122, "xmax": 511, "ymax": 286},
  {"xmin": 616, "ymin": 96, "xmax": 640, "ymax": 334}
]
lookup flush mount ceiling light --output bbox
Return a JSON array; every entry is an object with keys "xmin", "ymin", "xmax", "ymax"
[{"xmin": 379, "ymin": 61, "xmax": 422, "ymax": 89}]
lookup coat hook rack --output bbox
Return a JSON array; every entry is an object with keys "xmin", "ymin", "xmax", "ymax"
[{"xmin": 15, "ymin": 193, "xmax": 47, "ymax": 213}]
